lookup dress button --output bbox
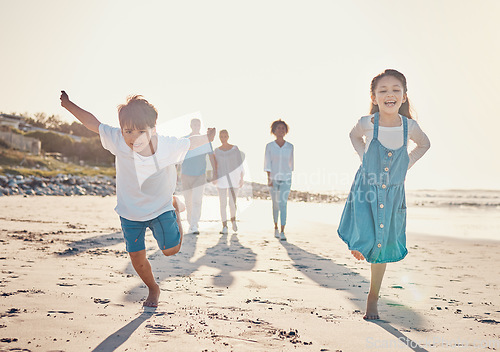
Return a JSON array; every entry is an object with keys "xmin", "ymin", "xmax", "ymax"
[
  {"xmin": 388, "ymin": 152, "xmax": 393, "ymax": 157},
  {"xmin": 382, "ymin": 184, "xmax": 387, "ymax": 189},
  {"xmin": 384, "ymin": 167, "xmax": 389, "ymax": 172},
  {"xmin": 380, "ymin": 204, "xmax": 384, "ymax": 208},
  {"xmin": 377, "ymin": 243, "xmax": 382, "ymax": 248},
  {"xmin": 380, "ymin": 224, "xmax": 384, "ymax": 228}
]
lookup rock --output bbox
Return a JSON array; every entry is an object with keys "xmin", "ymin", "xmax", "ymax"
[{"xmin": 24, "ymin": 189, "xmax": 35, "ymax": 196}]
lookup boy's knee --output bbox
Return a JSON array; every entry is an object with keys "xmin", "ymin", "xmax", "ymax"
[
  {"xmin": 128, "ymin": 249, "xmax": 146, "ymax": 261},
  {"xmin": 162, "ymin": 244, "xmax": 180, "ymax": 256}
]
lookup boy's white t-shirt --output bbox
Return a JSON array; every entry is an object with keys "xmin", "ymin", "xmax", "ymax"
[{"xmin": 99, "ymin": 123, "xmax": 190, "ymax": 221}]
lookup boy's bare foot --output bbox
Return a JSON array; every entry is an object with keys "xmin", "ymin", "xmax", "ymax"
[
  {"xmin": 351, "ymin": 250, "xmax": 365, "ymax": 260},
  {"xmin": 363, "ymin": 294, "xmax": 380, "ymax": 320},
  {"xmin": 143, "ymin": 284, "xmax": 160, "ymax": 308}
]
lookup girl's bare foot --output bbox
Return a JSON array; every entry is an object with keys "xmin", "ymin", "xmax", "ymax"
[
  {"xmin": 351, "ymin": 250, "xmax": 365, "ymax": 260},
  {"xmin": 143, "ymin": 284, "xmax": 160, "ymax": 308},
  {"xmin": 363, "ymin": 293, "xmax": 380, "ymax": 320}
]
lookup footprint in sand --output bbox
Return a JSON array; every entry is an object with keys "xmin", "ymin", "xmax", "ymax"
[{"xmin": 146, "ymin": 324, "xmax": 175, "ymax": 334}]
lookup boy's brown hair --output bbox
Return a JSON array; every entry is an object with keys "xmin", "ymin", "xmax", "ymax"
[{"xmin": 118, "ymin": 95, "xmax": 158, "ymax": 129}]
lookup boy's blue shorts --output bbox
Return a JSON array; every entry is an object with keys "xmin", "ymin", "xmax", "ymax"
[{"xmin": 120, "ymin": 210, "xmax": 180, "ymax": 253}]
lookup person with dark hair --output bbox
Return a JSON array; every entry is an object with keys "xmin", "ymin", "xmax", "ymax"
[
  {"xmin": 337, "ymin": 69, "xmax": 430, "ymax": 320},
  {"xmin": 60, "ymin": 91, "xmax": 215, "ymax": 308},
  {"xmin": 264, "ymin": 119, "xmax": 293, "ymax": 241}
]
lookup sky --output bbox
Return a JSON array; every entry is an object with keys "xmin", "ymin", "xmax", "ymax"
[{"xmin": 1, "ymin": 0, "xmax": 499, "ymax": 192}]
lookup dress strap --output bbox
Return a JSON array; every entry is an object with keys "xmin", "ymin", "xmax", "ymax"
[
  {"xmin": 402, "ymin": 115, "xmax": 408, "ymax": 146},
  {"xmin": 373, "ymin": 112, "xmax": 379, "ymax": 140}
]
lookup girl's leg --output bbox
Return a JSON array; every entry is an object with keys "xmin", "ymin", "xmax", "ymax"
[
  {"xmin": 229, "ymin": 187, "xmax": 238, "ymax": 231},
  {"xmin": 129, "ymin": 250, "xmax": 160, "ymax": 307},
  {"xmin": 279, "ymin": 180, "xmax": 291, "ymax": 233},
  {"xmin": 228, "ymin": 187, "xmax": 238, "ymax": 220},
  {"xmin": 364, "ymin": 263, "xmax": 387, "ymax": 320},
  {"xmin": 218, "ymin": 188, "xmax": 228, "ymax": 228},
  {"xmin": 270, "ymin": 182, "xmax": 280, "ymax": 229}
]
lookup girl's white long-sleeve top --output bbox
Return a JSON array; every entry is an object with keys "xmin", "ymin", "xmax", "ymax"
[
  {"xmin": 349, "ymin": 115, "xmax": 430, "ymax": 169},
  {"xmin": 264, "ymin": 141, "xmax": 294, "ymax": 181}
]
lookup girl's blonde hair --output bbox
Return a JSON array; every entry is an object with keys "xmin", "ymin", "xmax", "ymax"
[{"xmin": 370, "ymin": 69, "xmax": 414, "ymax": 119}]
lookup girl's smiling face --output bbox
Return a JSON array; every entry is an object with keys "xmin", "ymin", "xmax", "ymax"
[
  {"xmin": 372, "ymin": 75, "xmax": 407, "ymax": 115},
  {"xmin": 121, "ymin": 126, "xmax": 156, "ymax": 153},
  {"xmin": 273, "ymin": 123, "xmax": 287, "ymax": 138}
]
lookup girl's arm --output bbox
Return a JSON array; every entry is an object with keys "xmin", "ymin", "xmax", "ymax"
[
  {"xmin": 60, "ymin": 91, "xmax": 101, "ymax": 134},
  {"xmin": 408, "ymin": 122, "xmax": 431, "ymax": 168},
  {"xmin": 264, "ymin": 144, "xmax": 272, "ymax": 186},
  {"xmin": 349, "ymin": 119, "xmax": 366, "ymax": 161},
  {"xmin": 235, "ymin": 146, "xmax": 245, "ymax": 187}
]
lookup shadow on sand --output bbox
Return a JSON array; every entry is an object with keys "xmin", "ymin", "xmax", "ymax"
[
  {"xmin": 279, "ymin": 240, "xmax": 428, "ymax": 352},
  {"xmin": 91, "ymin": 309, "xmax": 155, "ymax": 352},
  {"xmin": 91, "ymin": 231, "xmax": 257, "ymax": 351}
]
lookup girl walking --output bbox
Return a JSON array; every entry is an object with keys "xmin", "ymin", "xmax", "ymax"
[
  {"xmin": 338, "ymin": 69, "xmax": 430, "ymax": 320},
  {"xmin": 264, "ymin": 119, "xmax": 294, "ymax": 241},
  {"xmin": 213, "ymin": 130, "xmax": 244, "ymax": 234}
]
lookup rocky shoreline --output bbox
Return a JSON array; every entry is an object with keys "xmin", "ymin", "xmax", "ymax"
[
  {"xmin": 0, "ymin": 174, "xmax": 115, "ymax": 197},
  {"xmin": 0, "ymin": 174, "xmax": 344, "ymax": 203}
]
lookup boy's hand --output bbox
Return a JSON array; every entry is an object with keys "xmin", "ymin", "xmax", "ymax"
[
  {"xmin": 207, "ymin": 128, "xmax": 216, "ymax": 142},
  {"xmin": 60, "ymin": 90, "xmax": 70, "ymax": 108}
]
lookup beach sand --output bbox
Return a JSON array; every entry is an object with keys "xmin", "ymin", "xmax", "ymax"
[{"xmin": 0, "ymin": 196, "xmax": 499, "ymax": 351}]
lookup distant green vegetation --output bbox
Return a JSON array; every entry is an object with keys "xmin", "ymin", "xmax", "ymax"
[
  {"xmin": 24, "ymin": 131, "xmax": 114, "ymax": 164},
  {"xmin": 1, "ymin": 111, "xmax": 115, "ymax": 177},
  {"xmin": 24, "ymin": 112, "xmax": 96, "ymax": 138},
  {"xmin": 0, "ymin": 147, "xmax": 115, "ymax": 177}
]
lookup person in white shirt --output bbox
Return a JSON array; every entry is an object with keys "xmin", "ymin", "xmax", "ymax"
[
  {"xmin": 60, "ymin": 91, "xmax": 215, "ymax": 308},
  {"xmin": 264, "ymin": 119, "xmax": 294, "ymax": 241},
  {"xmin": 213, "ymin": 129, "xmax": 244, "ymax": 234},
  {"xmin": 181, "ymin": 118, "xmax": 215, "ymax": 235}
]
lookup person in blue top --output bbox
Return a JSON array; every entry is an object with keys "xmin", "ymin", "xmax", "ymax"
[
  {"xmin": 181, "ymin": 118, "xmax": 215, "ymax": 234},
  {"xmin": 338, "ymin": 69, "xmax": 430, "ymax": 320}
]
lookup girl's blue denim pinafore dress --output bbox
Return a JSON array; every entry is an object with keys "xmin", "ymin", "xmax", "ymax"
[{"xmin": 338, "ymin": 113, "xmax": 410, "ymax": 263}]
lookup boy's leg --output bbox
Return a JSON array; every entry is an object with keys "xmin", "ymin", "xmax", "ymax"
[
  {"xmin": 150, "ymin": 211, "xmax": 182, "ymax": 256},
  {"xmin": 129, "ymin": 250, "xmax": 160, "ymax": 307},
  {"xmin": 120, "ymin": 217, "xmax": 159, "ymax": 307},
  {"xmin": 365, "ymin": 263, "xmax": 387, "ymax": 320},
  {"xmin": 173, "ymin": 196, "xmax": 184, "ymax": 247}
]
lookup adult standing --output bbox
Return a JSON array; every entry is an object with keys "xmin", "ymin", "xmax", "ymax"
[
  {"xmin": 264, "ymin": 119, "xmax": 294, "ymax": 241},
  {"xmin": 213, "ymin": 129, "xmax": 244, "ymax": 234},
  {"xmin": 181, "ymin": 118, "xmax": 215, "ymax": 234}
]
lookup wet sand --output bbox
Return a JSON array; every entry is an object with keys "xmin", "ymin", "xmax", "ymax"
[{"xmin": 0, "ymin": 196, "xmax": 499, "ymax": 351}]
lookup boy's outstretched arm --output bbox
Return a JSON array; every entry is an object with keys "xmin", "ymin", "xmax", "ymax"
[
  {"xmin": 60, "ymin": 91, "xmax": 101, "ymax": 134},
  {"xmin": 188, "ymin": 127, "xmax": 216, "ymax": 150}
]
